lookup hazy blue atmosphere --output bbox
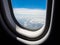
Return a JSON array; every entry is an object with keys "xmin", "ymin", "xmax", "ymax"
[
  {"xmin": 11, "ymin": 0, "xmax": 46, "ymax": 9},
  {"xmin": 11, "ymin": 0, "xmax": 47, "ymax": 30}
]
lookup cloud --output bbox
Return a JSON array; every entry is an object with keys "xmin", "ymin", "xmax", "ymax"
[
  {"xmin": 13, "ymin": 8, "xmax": 46, "ymax": 15},
  {"xmin": 13, "ymin": 8, "xmax": 46, "ymax": 24}
]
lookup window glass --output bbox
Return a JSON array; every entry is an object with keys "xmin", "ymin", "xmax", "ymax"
[{"xmin": 11, "ymin": 0, "xmax": 47, "ymax": 30}]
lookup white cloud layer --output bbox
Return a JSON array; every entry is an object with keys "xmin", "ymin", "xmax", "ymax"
[
  {"xmin": 13, "ymin": 8, "xmax": 46, "ymax": 15},
  {"xmin": 13, "ymin": 8, "xmax": 46, "ymax": 24}
]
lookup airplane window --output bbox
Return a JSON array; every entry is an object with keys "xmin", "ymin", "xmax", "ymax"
[
  {"xmin": 0, "ymin": 0, "xmax": 54, "ymax": 44},
  {"xmin": 11, "ymin": 0, "xmax": 47, "ymax": 31}
]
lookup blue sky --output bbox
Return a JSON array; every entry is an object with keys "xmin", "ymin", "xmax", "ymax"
[{"xmin": 11, "ymin": 0, "xmax": 47, "ymax": 9}]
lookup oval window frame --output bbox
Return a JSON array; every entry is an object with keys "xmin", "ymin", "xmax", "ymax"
[{"xmin": 0, "ymin": 0, "xmax": 54, "ymax": 42}]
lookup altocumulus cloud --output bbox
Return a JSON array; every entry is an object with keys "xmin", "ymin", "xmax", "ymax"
[{"xmin": 13, "ymin": 8, "xmax": 46, "ymax": 24}]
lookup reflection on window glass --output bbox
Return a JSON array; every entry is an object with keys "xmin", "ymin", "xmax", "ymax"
[{"xmin": 11, "ymin": 0, "xmax": 47, "ymax": 30}]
